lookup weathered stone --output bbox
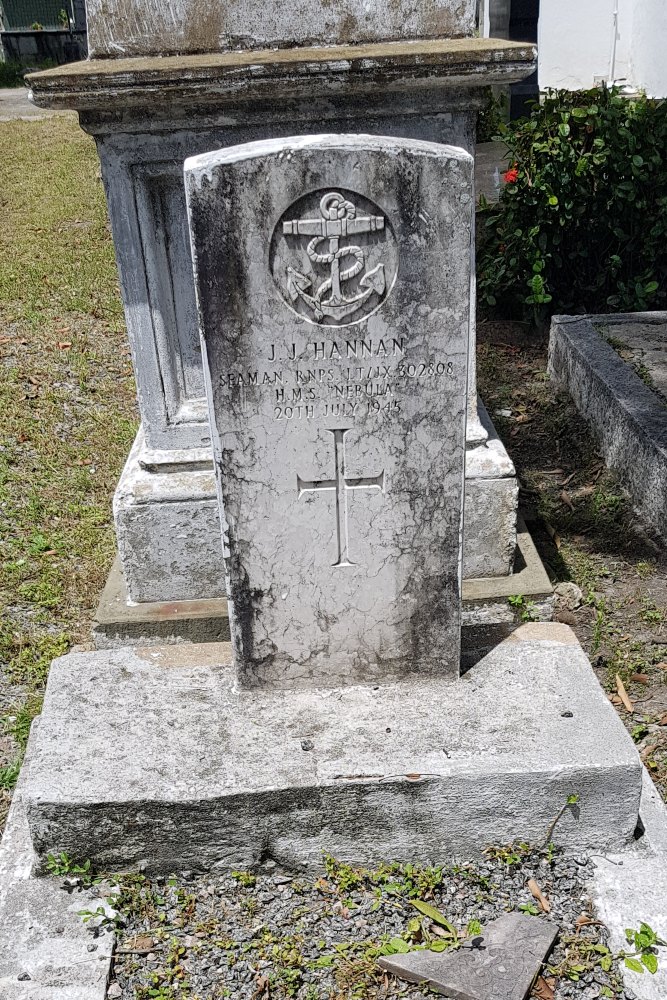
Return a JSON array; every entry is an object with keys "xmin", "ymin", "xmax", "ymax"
[
  {"xmin": 83, "ymin": 0, "xmax": 477, "ymax": 59},
  {"xmin": 25, "ymin": 40, "xmax": 537, "ymax": 607},
  {"xmin": 378, "ymin": 912, "xmax": 558, "ymax": 999},
  {"xmin": 548, "ymin": 313, "xmax": 667, "ymax": 544},
  {"xmin": 20, "ymin": 625, "xmax": 641, "ymax": 874},
  {"xmin": 185, "ymin": 134, "xmax": 472, "ymax": 687},
  {"xmin": 0, "ymin": 797, "xmax": 113, "ymax": 1000}
]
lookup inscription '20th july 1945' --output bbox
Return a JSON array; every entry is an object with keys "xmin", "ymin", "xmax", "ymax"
[{"xmin": 221, "ymin": 337, "xmax": 456, "ymax": 420}]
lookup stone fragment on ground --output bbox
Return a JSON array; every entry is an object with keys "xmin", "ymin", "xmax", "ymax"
[{"xmin": 378, "ymin": 912, "xmax": 558, "ymax": 1000}]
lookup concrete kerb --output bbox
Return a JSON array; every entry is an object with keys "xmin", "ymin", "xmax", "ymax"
[
  {"xmin": 0, "ymin": 783, "xmax": 114, "ymax": 1000},
  {"xmin": 589, "ymin": 769, "xmax": 667, "ymax": 1000},
  {"xmin": 548, "ymin": 312, "xmax": 667, "ymax": 543}
]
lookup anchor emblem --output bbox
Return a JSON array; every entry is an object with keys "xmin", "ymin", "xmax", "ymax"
[{"xmin": 282, "ymin": 192, "xmax": 386, "ymax": 323}]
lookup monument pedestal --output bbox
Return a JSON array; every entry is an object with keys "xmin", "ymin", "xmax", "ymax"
[
  {"xmin": 19, "ymin": 625, "xmax": 641, "ymax": 874},
  {"xmin": 113, "ymin": 398, "xmax": 519, "ymax": 606},
  {"xmin": 27, "ymin": 38, "xmax": 537, "ymax": 610}
]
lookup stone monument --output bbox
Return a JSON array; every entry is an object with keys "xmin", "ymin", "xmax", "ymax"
[
  {"xmin": 25, "ymin": 1, "xmax": 548, "ymax": 646},
  {"xmin": 185, "ymin": 134, "xmax": 473, "ymax": 686},
  {"xmin": 0, "ymin": 128, "xmax": 656, "ymax": 998}
]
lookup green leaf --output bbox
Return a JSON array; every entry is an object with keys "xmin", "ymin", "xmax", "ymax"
[
  {"xmin": 411, "ymin": 901, "xmax": 457, "ymax": 937},
  {"xmin": 466, "ymin": 919, "xmax": 482, "ymax": 937},
  {"xmin": 624, "ymin": 956, "xmax": 645, "ymax": 974},
  {"xmin": 600, "ymin": 955, "xmax": 612, "ymax": 971},
  {"xmin": 548, "ymin": 195, "xmax": 559, "ymax": 206},
  {"xmin": 632, "ymin": 154, "xmax": 644, "ymax": 167},
  {"xmin": 641, "ymin": 952, "xmax": 658, "ymax": 974},
  {"xmin": 429, "ymin": 940, "xmax": 449, "ymax": 952},
  {"xmin": 644, "ymin": 281, "xmax": 659, "ymax": 294},
  {"xmin": 388, "ymin": 937, "xmax": 410, "ymax": 954}
]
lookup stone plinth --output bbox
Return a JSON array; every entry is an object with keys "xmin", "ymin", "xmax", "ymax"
[
  {"xmin": 28, "ymin": 38, "xmax": 536, "ymax": 605},
  {"xmin": 19, "ymin": 625, "xmax": 641, "ymax": 874}
]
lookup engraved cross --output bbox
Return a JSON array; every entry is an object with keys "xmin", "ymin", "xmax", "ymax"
[{"xmin": 297, "ymin": 428, "xmax": 384, "ymax": 567}]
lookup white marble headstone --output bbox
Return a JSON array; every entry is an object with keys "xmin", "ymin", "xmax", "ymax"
[{"xmin": 185, "ymin": 134, "xmax": 472, "ymax": 688}]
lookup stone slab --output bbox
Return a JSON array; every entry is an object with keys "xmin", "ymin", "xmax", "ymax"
[
  {"xmin": 186, "ymin": 134, "xmax": 473, "ymax": 687},
  {"xmin": 84, "ymin": 0, "xmax": 476, "ymax": 58},
  {"xmin": 21, "ymin": 624, "xmax": 640, "ymax": 874},
  {"xmin": 26, "ymin": 39, "xmax": 538, "ymax": 113},
  {"xmin": 595, "ymin": 312, "xmax": 667, "ymax": 404},
  {"xmin": 548, "ymin": 313, "xmax": 667, "ymax": 543},
  {"xmin": 0, "ymin": 795, "xmax": 113, "ymax": 1000},
  {"xmin": 378, "ymin": 911, "xmax": 558, "ymax": 999},
  {"xmin": 93, "ymin": 519, "xmax": 552, "ymax": 651},
  {"xmin": 589, "ymin": 770, "xmax": 667, "ymax": 1000}
]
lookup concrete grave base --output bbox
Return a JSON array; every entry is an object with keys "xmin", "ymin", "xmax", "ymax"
[
  {"xmin": 94, "ymin": 519, "xmax": 553, "ymax": 652},
  {"xmin": 20, "ymin": 624, "xmax": 639, "ymax": 875}
]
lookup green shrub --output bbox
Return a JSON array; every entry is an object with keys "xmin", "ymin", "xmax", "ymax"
[
  {"xmin": 0, "ymin": 61, "xmax": 26, "ymax": 87},
  {"xmin": 477, "ymin": 87, "xmax": 667, "ymax": 326}
]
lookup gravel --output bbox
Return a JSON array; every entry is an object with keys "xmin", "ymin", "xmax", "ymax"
[{"xmin": 97, "ymin": 848, "xmax": 638, "ymax": 1000}]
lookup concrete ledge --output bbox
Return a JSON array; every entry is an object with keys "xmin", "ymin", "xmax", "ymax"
[
  {"xmin": 22, "ymin": 624, "xmax": 640, "ymax": 874},
  {"xmin": 589, "ymin": 770, "xmax": 667, "ymax": 1000},
  {"xmin": 548, "ymin": 313, "xmax": 667, "ymax": 542},
  {"xmin": 94, "ymin": 519, "xmax": 553, "ymax": 650},
  {"xmin": 0, "ymin": 794, "xmax": 113, "ymax": 999},
  {"xmin": 27, "ymin": 38, "xmax": 537, "ymax": 112}
]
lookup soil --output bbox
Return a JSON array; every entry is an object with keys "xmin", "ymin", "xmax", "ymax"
[{"xmin": 477, "ymin": 331, "xmax": 667, "ymax": 800}]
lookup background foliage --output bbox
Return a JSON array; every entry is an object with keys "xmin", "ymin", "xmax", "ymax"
[{"xmin": 477, "ymin": 88, "xmax": 667, "ymax": 325}]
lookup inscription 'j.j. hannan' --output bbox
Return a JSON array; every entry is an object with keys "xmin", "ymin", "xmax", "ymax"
[{"xmin": 267, "ymin": 338, "xmax": 406, "ymax": 362}]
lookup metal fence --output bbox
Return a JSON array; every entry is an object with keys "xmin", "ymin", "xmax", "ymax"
[{"xmin": 1, "ymin": 0, "xmax": 77, "ymax": 30}]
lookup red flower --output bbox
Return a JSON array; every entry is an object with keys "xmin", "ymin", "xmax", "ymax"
[{"xmin": 503, "ymin": 166, "xmax": 519, "ymax": 184}]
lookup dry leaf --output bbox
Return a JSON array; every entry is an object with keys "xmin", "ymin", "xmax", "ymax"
[
  {"xmin": 609, "ymin": 694, "xmax": 622, "ymax": 706},
  {"xmin": 405, "ymin": 773, "xmax": 423, "ymax": 780},
  {"xmin": 575, "ymin": 913, "xmax": 602, "ymax": 931},
  {"xmin": 570, "ymin": 485, "xmax": 595, "ymax": 500},
  {"xmin": 515, "ymin": 413, "xmax": 532, "ymax": 425},
  {"xmin": 560, "ymin": 471, "xmax": 576, "ymax": 487},
  {"xmin": 656, "ymin": 662, "xmax": 667, "ymax": 671},
  {"xmin": 631, "ymin": 673, "xmax": 650, "ymax": 685},
  {"xmin": 615, "ymin": 674, "xmax": 634, "ymax": 713},
  {"xmin": 657, "ymin": 713, "xmax": 667, "ymax": 726},
  {"xmin": 57, "ymin": 341, "xmax": 72, "ymax": 350},
  {"xmin": 125, "ymin": 934, "xmax": 154, "ymax": 951},
  {"xmin": 531, "ymin": 976, "xmax": 555, "ymax": 1000},
  {"xmin": 28, "ymin": 376, "xmax": 40, "ymax": 386},
  {"xmin": 527, "ymin": 878, "xmax": 551, "ymax": 913},
  {"xmin": 560, "ymin": 490, "xmax": 574, "ymax": 512}
]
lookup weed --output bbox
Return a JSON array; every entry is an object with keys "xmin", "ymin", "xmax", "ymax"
[
  {"xmin": 0, "ymin": 760, "xmax": 21, "ymax": 791},
  {"xmin": 508, "ymin": 594, "xmax": 540, "ymax": 622},
  {"xmin": 45, "ymin": 852, "xmax": 94, "ymax": 883},
  {"xmin": 230, "ymin": 870, "xmax": 256, "ymax": 888}
]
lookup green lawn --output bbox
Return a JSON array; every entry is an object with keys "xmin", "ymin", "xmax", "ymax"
[{"xmin": 0, "ymin": 116, "xmax": 138, "ymax": 816}]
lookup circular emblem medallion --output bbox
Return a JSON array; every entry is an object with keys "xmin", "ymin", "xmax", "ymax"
[{"xmin": 270, "ymin": 188, "xmax": 398, "ymax": 327}]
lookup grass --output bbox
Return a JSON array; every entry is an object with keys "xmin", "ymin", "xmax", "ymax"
[{"xmin": 0, "ymin": 116, "xmax": 137, "ymax": 814}]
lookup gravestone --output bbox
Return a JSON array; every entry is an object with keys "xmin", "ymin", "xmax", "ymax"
[{"xmin": 185, "ymin": 134, "xmax": 473, "ymax": 686}]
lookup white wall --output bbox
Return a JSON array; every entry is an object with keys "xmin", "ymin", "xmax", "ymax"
[
  {"xmin": 629, "ymin": 0, "xmax": 667, "ymax": 97},
  {"xmin": 498, "ymin": 0, "xmax": 667, "ymax": 97}
]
